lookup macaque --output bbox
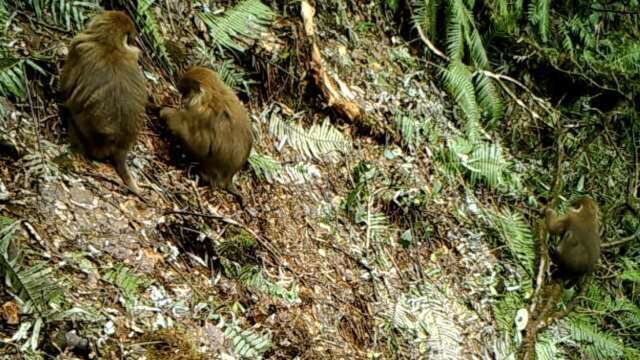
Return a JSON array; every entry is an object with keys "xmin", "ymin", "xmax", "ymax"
[
  {"xmin": 60, "ymin": 11, "xmax": 147, "ymax": 194},
  {"xmin": 545, "ymin": 196, "xmax": 601, "ymax": 280},
  {"xmin": 160, "ymin": 67, "xmax": 253, "ymax": 206}
]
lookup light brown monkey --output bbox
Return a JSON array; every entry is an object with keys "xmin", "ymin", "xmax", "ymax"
[
  {"xmin": 160, "ymin": 67, "xmax": 253, "ymax": 206},
  {"xmin": 60, "ymin": 11, "xmax": 147, "ymax": 194},
  {"xmin": 546, "ymin": 196, "xmax": 601, "ymax": 280}
]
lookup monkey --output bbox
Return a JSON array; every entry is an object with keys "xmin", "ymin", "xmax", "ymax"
[
  {"xmin": 545, "ymin": 196, "xmax": 601, "ymax": 281},
  {"xmin": 60, "ymin": 11, "xmax": 147, "ymax": 194},
  {"xmin": 160, "ymin": 66, "xmax": 253, "ymax": 206}
]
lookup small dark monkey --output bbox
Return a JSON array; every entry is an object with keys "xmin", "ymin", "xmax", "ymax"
[
  {"xmin": 546, "ymin": 196, "xmax": 601, "ymax": 280},
  {"xmin": 60, "ymin": 11, "xmax": 147, "ymax": 194},
  {"xmin": 160, "ymin": 67, "xmax": 253, "ymax": 206}
]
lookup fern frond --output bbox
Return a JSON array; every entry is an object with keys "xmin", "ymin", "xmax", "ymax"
[
  {"xmin": 563, "ymin": 317, "xmax": 626, "ymax": 358},
  {"xmin": 467, "ymin": 142, "xmax": 508, "ymax": 188},
  {"xmin": 24, "ymin": 0, "xmax": 100, "ymax": 31},
  {"xmin": 198, "ymin": 0, "xmax": 274, "ymax": 52},
  {"xmin": 366, "ymin": 210, "xmax": 390, "ymax": 244},
  {"xmin": 249, "ymin": 152, "xmax": 282, "ymax": 182},
  {"xmin": 528, "ymin": 0, "xmax": 550, "ymax": 42},
  {"xmin": 442, "ymin": 61, "xmax": 480, "ymax": 137},
  {"xmin": 0, "ymin": 58, "xmax": 27, "ymax": 98},
  {"xmin": 535, "ymin": 330, "xmax": 564, "ymax": 360},
  {"xmin": 103, "ymin": 264, "xmax": 148, "ymax": 310},
  {"xmin": 269, "ymin": 116, "xmax": 352, "ymax": 163},
  {"xmin": 475, "ymin": 72, "xmax": 504, "ymax": 124},
  {"xmin": 446, "ymin": 1, "xmax": 464, "ymax": 60},
  {"xmin": 413, "ymin": 0, "xmax": 439, "ymax": 40},
  {"xmin": 467, "ymin": 26, "xmax": 489, "ymax": 69},
  {"xmin": 485, "ymin": 207, "xmax": 535, "ymax": 275},
  {"xmin": 238, "ymin": 266, "xmax": 300, "ymax": 303},
  {"xmin": 0, "ymin": 218, "xmax": 62, "ymax": 317},
  {"xmin": 395, "ymin": 114, "xmax": 429, "ymax": 152},
  {"xmin": 220, "ymin": 318, "xmax": 272, "ymax": 358},
  {"xmin": 136, "ymin": 0, "xmax": 173, "ymax": 69}
]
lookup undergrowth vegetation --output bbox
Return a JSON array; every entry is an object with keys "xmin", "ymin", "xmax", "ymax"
[{"xmin": 0, "ymin": 0, "xmax": 638, "ymax": 359}]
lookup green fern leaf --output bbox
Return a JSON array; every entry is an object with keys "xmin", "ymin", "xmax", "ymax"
[
  {"xmin": 442, "ymin": 61, "xmax": 480, "ymax": 137},
  {"xmin": 446, "ymin": 1, "xmax": 464, "ymax": 60},
  {"xmin": 413, "ymin": 0, "xmax": 439, "ymax": 40},
  {"xmin": 528, "ymin": 0, "xmax": 550, "ymax": 42},
  {"xmin": 485, "ymin": 207, "xmax": 535, "ymax": 276},
  {"xmin": 563, "ymin": 317, "xmax": 626, "ymax": 358},
  {"xmin": 221, "ymin": 319, "xmax": 272, "ymax": 358},
  {"xmin": 198, "ymin": 0, "xmax": 274, "ymax": 52},
  {"xmin": 0, "ymin": 58, "xmax": 27, "ymax": 98},
  {"xmin": 269, "ymin": 116, "xmax": 352, "ymax": 162},
  {"xmin": 467, "ymin": 142, "xmax": 508, "ymax": 188},
  {"xmin": 136, "ymin": 0, "xmax": 173, "ymax": 69},
  {"xmin": 0, "ymin": 219, "xmax": 63, "ymax": 317},
  {"xmin": 475, "ymin": 72, "xmax": 504, "ymax": 124}
]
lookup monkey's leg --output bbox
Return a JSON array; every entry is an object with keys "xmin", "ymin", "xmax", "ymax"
[{"xmin": 112, "ymin": 152, "xmax": 140, "ymax": 195}]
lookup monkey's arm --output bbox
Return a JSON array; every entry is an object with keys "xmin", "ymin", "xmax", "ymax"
[
  {"xmin": 545, "ymin": 208, "xmax": 570, "ymax": 234},
  {"xmin": 161, "ymin": 108, "xmax": 189, "ymax": 139},
  {"xmin": 161, "ymin": 107, "xmax": 211, "ymax": 157}
]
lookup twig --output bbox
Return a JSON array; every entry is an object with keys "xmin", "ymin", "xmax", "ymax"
[
  {"xmin": 536, "ymin": 278, "xmax": 589, "ymax": 331},
  {"xmin": 164, "ymin": 209, "xmax": 287, "ymax": 273},
  {"xmin": 520, "ymin": 114, "xmax": 565, "ymax": 359},
  {"xmin": 407, "ymin": 6, "xmax": 449, "ymax": 61},
  {"xmin": 602, "ymin": 227, "xmax": 640, "ymax": 249}
]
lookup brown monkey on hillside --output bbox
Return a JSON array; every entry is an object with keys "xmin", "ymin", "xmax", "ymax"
[
  {"xmin": 160, "ymin": 67, "xmax": 253, "ymax": 206},
  {"xmin": 60, "ymin": 11, "xmax": 147, "ymax": 194},
  {"xmin": 545, "ymin": 196, "xmax": 601, "ymax": 280}
]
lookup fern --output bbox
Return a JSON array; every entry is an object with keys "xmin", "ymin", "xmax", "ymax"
[
  {"xmin": 395, "ymin": 114, "xmax": 428, "ymax": 152},
  {"xmin": 467, "ymin": 142, "xmax": 508, "ymax": 188},
  {"xmin": 535, "ymin": 330, "xmax": 564, "ymax": 360},
  {"xmin": 22, "ymin": 0, "xmax": 99, "ymax": 30},
  {"xmin": 214, "ymin": 59, "xmax": 254, "ymax": 93},
  {"xmin": 528, "ymin": 0, "xmax": 550, "ymax": 42},
  {"xmin": 269, "ymin": 116, "xmax": 352, "ymax": 163},
  {"xmin": 0, "ymin": 218, "xmax": 63, "ymax": 318},
  {"xmin": 562, "ymin": 317, "xmax": 627, "ymax": 359},
  {"xmin": 485, "ymin": 207, "xmax": 536, "ymax": 277},
  {"xmin": 249, "ymin": 152, "xmax": 283, "ymax": 181},
  {"xmin": 238, "ymin": 266, "xmax": 300, "ymax": 304},
  {"xmin": 136, "ymin": 0, "xmax": 173, "ymax": 69},
  {"xmin": 475, "ymin": 71, "xmax": 504, "ymax": 124},
  {"xmin": 103, "ymin": 264, "xmax": 149, "ymax": 310},
  {"xmin": 198, "ymin": 0, "xmax": 274, "ymax": 52},
  {"xmin": 445, "ymin": 1, "xmax": 464, "ymax": 61},
  {"xmin": 0, "ymin": 58, "xmax": 27, "ymax": 98},
  {"xmin": 442, "ymin": 61, "xmax": 481, "ymax": 137},
  {"xmin": 220, "ymin": 318, "xmax": 272, "ymax": 358},
  {"xmin": 249, "ymin": 153, "xmax": 322, "ymax": 184},
  {"xmin": 390, "ymin": 285, "xmax": 467, "ymax": 358},
  {"xmin": 0, "ymin": 57, "xmax": 45, "ymax": 99},
  {"xmin": 413, "ymin": 0, "xmax": 438, "ymax": 40}
]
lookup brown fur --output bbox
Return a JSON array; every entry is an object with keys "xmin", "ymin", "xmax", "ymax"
[
  {"xmin": 546, "ymin": 196, "xmax": 601, "ymax": 279},
  {"xmin": 160, "ymin": 67, "xmax": 253, "ymax": 205},
  {"xmin": 60, "ymin": 11, "xmax": 147, "ymax": 193}
]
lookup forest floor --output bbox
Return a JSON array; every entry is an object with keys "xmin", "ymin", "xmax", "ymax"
[{"xmin": 0, "ymin": 3, "xmax": 510, "ymax": 359}]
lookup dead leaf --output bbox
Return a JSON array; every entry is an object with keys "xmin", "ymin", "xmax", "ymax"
[{"xmin": 2, "ymin": 301, "xmax": 20, "ymax": 325}]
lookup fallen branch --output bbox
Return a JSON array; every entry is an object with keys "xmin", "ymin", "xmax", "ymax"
[{"xmin": 300, "ymin": 0, "xmax": 365, "ymax": 122}]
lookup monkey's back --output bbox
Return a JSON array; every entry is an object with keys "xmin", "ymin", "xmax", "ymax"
[
  {"xmin": 557, "ymin": 219, "xmax": 601, "ymax": 277},
  {"xmin": 61, "ymin": 39, "xmax": 146, "ymax": 159},
  {"xmin": 189, "ymin": 71, "xmax": 253, "ymax": 181}
]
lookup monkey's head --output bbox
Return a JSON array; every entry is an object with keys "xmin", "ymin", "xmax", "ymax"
[
  {"xmin": 177, "ymin": 67, "xmax": 218, "ymax": 105},
  {"xmin": 84, "ymin": 11, "xmax": 139, "ymax": 54},
  {"xmin": 570, "ymin": 196, "xmax": 599, "ymax": 222}
]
